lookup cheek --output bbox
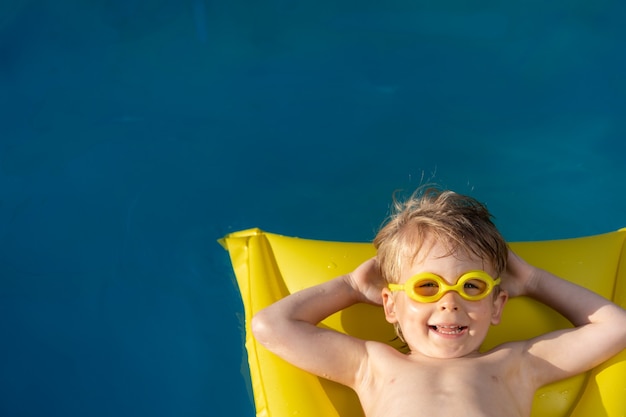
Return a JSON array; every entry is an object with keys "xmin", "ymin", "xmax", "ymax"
[
  {"xmin": 467, "ymin": 303, "xmax": 497, "ymax": 325},
  {"xmin": 395, "ymin": 299, "xmax": 431, "ymax": 325}
]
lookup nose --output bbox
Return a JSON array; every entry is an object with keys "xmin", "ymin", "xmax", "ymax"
[{"xmin": 438, "ymin": 290, "xmax": 461, "ymax": 311}]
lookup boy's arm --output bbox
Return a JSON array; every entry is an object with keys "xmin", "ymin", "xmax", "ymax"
[
  {"xmin": 251, "ymin": 258, "xmax": 384, "ymax": 388},
  {"xmin": 505, "ymin": 251, "xmax": 626, "ymax": 387}
]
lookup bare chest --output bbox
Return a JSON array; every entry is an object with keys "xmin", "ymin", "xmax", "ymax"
[{"xmin": 358, "ymin": 356, "xmax": 531, "ymax": 417}]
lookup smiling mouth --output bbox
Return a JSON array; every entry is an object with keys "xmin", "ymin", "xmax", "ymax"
[{"xmin": 429, "ymin": 325, "xmax": 468, "ymax": 335}]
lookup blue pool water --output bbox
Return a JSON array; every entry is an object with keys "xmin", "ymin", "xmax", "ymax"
[{"xmin": 1, "ymin": 1, "xmax": 625, "ymax": 416}]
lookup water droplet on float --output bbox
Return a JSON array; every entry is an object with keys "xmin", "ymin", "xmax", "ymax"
[{"xmin": 327, "ymin": 262, "xmax": 337, "ymax": 269}]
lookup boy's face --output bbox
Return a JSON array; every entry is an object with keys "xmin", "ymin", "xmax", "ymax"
[{"xmin": 382, "ymin": 236, "xmax": 508, "ymax": 359}]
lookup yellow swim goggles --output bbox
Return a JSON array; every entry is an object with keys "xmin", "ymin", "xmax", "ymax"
[{"xmin": 388, "ymin": 270, "xmax": 501, "ymax": 303}]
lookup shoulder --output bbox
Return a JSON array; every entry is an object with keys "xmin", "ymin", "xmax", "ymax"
[
  {"xmin": 358, "ymin": 341, "xmax": 408, "ymax": 377},
  {"xmin": 483, "ymin": 340, "xmax": 525, "ymax": 354},
  {"xmin": 480, "ymin": 341, "xmax": 528, "ymax": 369},
  {"xmin": 364, "ymin": 340, "xmax": 408, "ymax": 360}
]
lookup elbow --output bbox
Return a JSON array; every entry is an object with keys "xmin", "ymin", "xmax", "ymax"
[
  {"xmin": 251, "ymin": 309, "xmax": 274, "ymax": 347},
  {"xmin": 252, "ymin": 307, "xmax": 292, "ymax": 351}
]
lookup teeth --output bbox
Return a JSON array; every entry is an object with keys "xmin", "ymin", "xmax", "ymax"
[{"xmin": 431, "ymin": 325, "xmax": 466, "ymax": 334}]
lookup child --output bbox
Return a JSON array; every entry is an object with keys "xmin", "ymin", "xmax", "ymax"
[{"xmin": 252, "ymin": 188, "xmax": 626, "ymax": 417}]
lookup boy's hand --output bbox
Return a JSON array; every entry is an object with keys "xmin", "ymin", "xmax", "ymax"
[
  {"xmin": 500, "ymin": 249, "xmax": 539, "ymax": 298},
  {"xmin": 347, "ymin": 258, "xmax": 385, "ymax": 306}
]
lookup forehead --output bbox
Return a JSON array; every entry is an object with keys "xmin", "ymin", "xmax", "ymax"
[{"xmin": 400, "ymin": 236, "xmax": 495, "ymax": 281}]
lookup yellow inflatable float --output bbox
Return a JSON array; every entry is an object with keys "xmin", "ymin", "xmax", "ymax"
[{"xmin": 219, "ymin": 228, "xmax": 626, "ymax": 417}]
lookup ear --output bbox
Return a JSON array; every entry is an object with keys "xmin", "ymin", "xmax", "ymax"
[
  {"xmin": 382, "ymin": 288, "xmax": 399, "ymax": 324},
  {"xmin": 490, "ymin": 289, "xmax": 508, "ymax": 325}
]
